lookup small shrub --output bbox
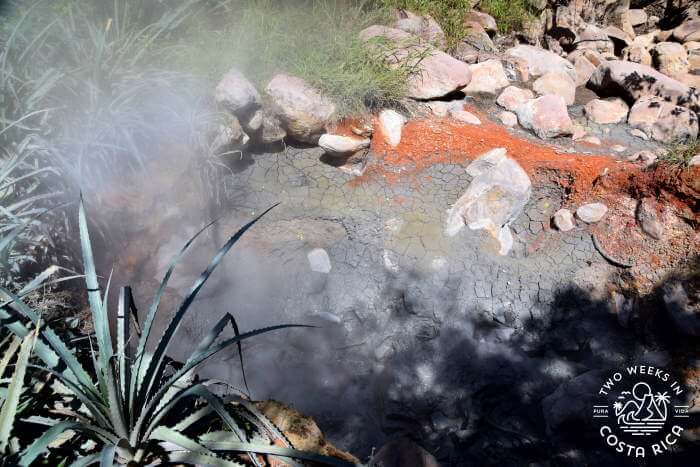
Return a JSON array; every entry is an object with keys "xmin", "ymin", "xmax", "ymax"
[{"xmin": 659, "ymin": 139, "xmax": 700, "ymax": 168}]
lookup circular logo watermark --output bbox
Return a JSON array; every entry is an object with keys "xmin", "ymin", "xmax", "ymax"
[{"xmin": 593, "ymin": 365, "xmax": 689, "ymax": 459}]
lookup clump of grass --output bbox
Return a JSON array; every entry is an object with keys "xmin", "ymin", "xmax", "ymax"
[
  {"xmin": 170, "ymin": 0, "xmax": 410, "ymax": 117},
  {"xmin": 659, "ymin": 139, "xmax": 700, "ymax": 168},
  {"xmin": 371, "ymin": 0, "xmax": 475, "ymax": 48},
  {"xmin": 479, "ymin": 0, "xmax": 537, "ymax": 34}
]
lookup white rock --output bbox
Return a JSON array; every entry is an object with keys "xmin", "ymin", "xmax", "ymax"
[
  {"xmin": 505, "ymin": 45, "xmax": 578, "ymax": 81},
  {"xmin": 450, "ymin": 109, "xmax": 481, "ymax": 125},
  {"xmin": 307, "ymin": 248, "xmax": 332, "ymax": 273},
  {"xmin": 497, "ymin": 86, "xmax": 534, "ymax": 112},
  {"xmin": 379, "ymin": 109, "xmax": 407, "ymax": 147},
  {"xmin": 627, "ymin": 150, "xmax": 657, "ymax": 166},
  {"xmin": 318, "ymin": 134, "xmax": 370, "ymax": 156},
  {"xmin": 532, "ymin": 71, "xmax": 576, "ymax": 106},
  {"xmin": 580, "ymin": 135, "xmax": 601, "ymax": 145},
  {"xmin": 446, "ymin": 148, "xmax": 531, "ymax": 256},
  {"xmin": 584, "ymin": 98, "xmax": 629, "ymax": 124},
  {"xmin": 576, "ymin": 203, "xmax": 608, "ymax": 223},
  {"xmin": 215, "ymin": 68, "xmax": 261, "ymax": 115},
  {"xmin": 689, "ymin": 155, "xmax": 700, "ymax": 167},
  {"xmin": 553, "ymin": 209, "xmax": 575, "ymax": 232},
  {"xmin": 498, "ymin": 111, "xmax": 518, "ymax": 127},
  {"xmin": 515, "ymin": 95, "xmax": 574, "ymax": 139},
  {"xmin": 464, "ymin": 59, "xmax": 509, "ymax": 95},
  {"xmin": 629, "ymin": 128, "xmax": 649, "ymax": 140}
]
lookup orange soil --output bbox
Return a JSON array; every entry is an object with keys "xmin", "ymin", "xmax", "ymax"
[{"xmin": 349, "ymin": 105, "xmax": 699, "ymax": 214}]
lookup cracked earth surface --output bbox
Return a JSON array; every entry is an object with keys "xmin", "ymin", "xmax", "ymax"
[{"xmin": 100, "ymin": 115, "xmax": 698, "ymax": 465}]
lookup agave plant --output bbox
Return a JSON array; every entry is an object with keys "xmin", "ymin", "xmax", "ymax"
[{"xmin": 0, "ymin": 199, "xmax": 354, "ymax": 466}]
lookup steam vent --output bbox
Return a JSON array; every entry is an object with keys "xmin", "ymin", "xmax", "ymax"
[{"xmin": 1, "ymin": 1, "xmax": 698, "ymax": 466}]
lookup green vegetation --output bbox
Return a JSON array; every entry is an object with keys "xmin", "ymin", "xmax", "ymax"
[
  {"xmin": 171, "ymin": 0, "xmax": 411, "ymax": 117},
  {"xmin": 660, "ymin": 139, "xmax": 700, "ymax": 168},
  {"xmin": 480, "ymin": 0, "xmax": 537, "ymax": 34},
  {"xmin": 371, "ymin": 0, "xmax": 475, "ymax": 48},
  {"xmin": 0, "ymin": 201, "xmax": 350, "ymax": 465}
]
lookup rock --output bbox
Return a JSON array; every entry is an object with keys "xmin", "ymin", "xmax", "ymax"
[
  {"xmin": 580, "ymin": 135, "xmax": 601, "ymax": 145},
  {"xmin": 636, "ymin": 198, "xmax": 663, "ymax": 240},
  {"xmin": 307, "ymin": 248, "xmax": 332, "ymax": 273},
  {"xmin": 611, "ymin": 144, "xmax": 627, "ymax": 153},
  {"xmin": 690, "ymin": 155, "xmax": 700, "ymax": 166},
  {"xmin": 573, "ymin": 55, "xmax": 597, "ymax": 86},
  {"xmin": 576, "ymin": 203, "xmax": 608, "ymax": 223},
  {"xmin": 265, "ymin": 74, "xmax": 335, "ymax": 144},
  {"xmin": 463, "ymin": 10, "xmax": 497, "ymax": 36},
  {"xmin": 576, "ymin": 24, "xmax": 615, "ymax": 55},
  {"xmin": 673, "ymin": 19, "xmax": 700, "ymax": 43},
  {"xmin": 532, "ymin": 71, "xmax": 577, "ymax": 106},
  {"xmin": 633, "ymin": 32, "xmax": 657, "ymax": 49},
  {"xmin": 501, "ymin": 56, "xmax": 531, "ymax": 82},
  {"xmin": 515, "ymin": 95, "xmax": 574, "ymax": 139},
  {"xmin": 572, "ymin": 123, "xmax": 586, "ymax": 140},
  {"xmin": 496, "ymin": 86, "xmax": 535, "ymax": 112},
  {"xmin": 445, "ymin": 148, "xmax": 531, "ymax": 256},
  {"xmin": 526, "ymin": 0, "xmax": 547, "ymax": 10},
  {"xmin": 450, "ymin": 108, "xmax": 481, "ymax": 125},
  {"xmin": 379, "ymin": 109, "xmax": 407, "ymax": 147},
  {"xmin": 458, "ymin": 21, "xmax": 497, "ymax": 55},
  {"xmin": 318, "ymin": 134, "xmax": 370, "ymax": 156},
  {"xmin": 258, "ymin": 111, "xmax": 286, "ymax": 145},
  {"xmin": 629, "ymin": 128, "xmax": 649, "ymax": 140},
  {"xmin": 628, "ymin": 9, "xmax": 647, "ymax": 26},
  {"xmin": 604, "ymin": 24, "xmax": 634, "ymax": 51},
  {"xmin": 627, "ymin": 150, "xmax": 657, "ymax": 166},
  {"xmin": 451, "ymin": 41, "xmax": 479, "ymax": 63},
  {"xmin": 627, "ymin": 97, "xmax": 699, "ymax": 143},
  {"xmin": 256, "ymin": 401, "xmax": 359, "ymax": 464},
  {"xmin": 505, "ymin": 45, "xmax": 578, "ymax": 81},
  {"xmin": 676, "ymin": 72, "xmax": 700, "ymax": 88},
  {"xmin": 498, "ymin": 111, "xmax": 518, "ymax": 127},
  {"xmin": 244, "ymin": 109, "xmax": 264, "ymax": 133},
  {"xmin": 394, "ymin": 9, "xmax": 446, "ymax": 50},
  {"xmin": 518, "ymin": 15, "xmax": 547, "ymax": 45},
  {"xmin": 553, "ymin": 209, "xmax": 575, "ymax": 231},
  {"xmin": 663, "ymin": 280, "xmax": 700, "ymax": 337},
  {"xmin": 621, "ymin": 44, "xmax": 652, "ymax": 66},
  {"xmin": 360, "ymin": 26, "xmax": 472, "ymax": 100},
  {"xmin": 211, "ymin": 118, "xmax": 249, "ymax": 153},
  {"xmin": 215, "ymin": 68, "xmax": 261, "ymax": 115},
  {"xmin": 652, "ymin": 42, "xmax": 689, "ymax": 77},
  {"xmin": 369, "ymin": 437, "xmax": 440, "ymax": 467},
  {"xmin": 464, "ymin": 59, "xmax": 509, "ymax": 95},
  {"xmin": 587, "ymin": 61, "xmax": 699, "ymax": 113},
  {"xmin": 584, "ymin": 98, "xmax": 629, "ymax": 124},
  {"xmin": 689, "ymin": 47, "xmax": 700, "ymax": 73}
]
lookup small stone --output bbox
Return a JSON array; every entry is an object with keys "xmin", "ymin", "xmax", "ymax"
[
  {"xmin": 379, "ymin": 109, "xmax": 407, "ymax": 147},
  {"xmin": 499, "ymin": 111, "xmax": 518, "ymax": 127},
  {"xmin": 630, "ymin": 128, "xmax": 649, "ymax": 140},
  {"xmin": 576, "ymin": 203, "xmax": 608, "ymax": 223},
  {"xmin": 637, "ymin": 198, "xmax": 664, "ymax": 240},
  {"xmin": 515, "ymin": 95, "xmax": 574, "ymax": 139},
  {"xmin": 611, "ymin": 144, "xmax": 627, "ymax": 153},
  {"xmin": 580, "ymin": 135, "xmax": 601, "ymax": 145},
  {"xmin": 318, "ymin": 134, "xmax": 370, "ymax": 156},
  {"xmin": 689, "ymin": 155, "xmax": 700, "ymax": 166},
  {"xmin": 553, "ymin": 209, "xmax": 575, "ymax": 232},
  {"xmin": 584, "ymin": 98, "xmax": 629, "ymax": 124},
  {"xmin": 450, "ymin": 109, "xmax": 481, "ymax": 125},
  {"xmin": 627, "ymin": 150, "xmax": 657, "ymax": 166},
  {"xmin": 571, "ymin": 124, "xmax": 586, "ymax": 141},
  {"xmin": 496, "ymin": 86, "xmax": 534, "ymax": 112},
  {"xmin": 215, "ymin": 68, "xmax": 261, "ymax": 115},
  {"xmin": 307, "ymin": 248, "xmax": 332, "ymax": 273}
]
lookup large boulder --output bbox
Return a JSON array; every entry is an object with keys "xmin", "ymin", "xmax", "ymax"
[
  {"xmin": 394, "ymin": 9, "xmax": 446, "ymax": 50},
  {"xmin": 627, "ymin": 97, "xmax": 699, "ymax": 143},
  {"xmin": 652, "ymin": 42, "xmax": 690, "ymax": 77},
  {"xmin": 463, "ymin": 59, "xmax": 509, "ymax": 95},
  {"xmin": 587, "ymin": 60, "xmax": 699, "ymax": 112},
  {"xmin": 497, "ymin": 86, "xmax": 535, "ymax": 112},
  {"xmin": 215, "ymin": 68, "xmax": 261, "ymax": 116},
  {"xmin": 532, "ymin": 71, "xmax": 577, "ymax": 106},
  {"xmin": 360, "ymin": 26, "xmax": 472, "ymax": 100},
  {"xmin": 445, "ymin": 148, "xmax": 531, "ymax": 256},
  {"xmin": 584, "ymin": 98, "xmax": 629, "ymax": 124},
  {"xmin": 673, "ymin": 19, "xmax": 700, "ymax": 43},
  {"xmin": 265, "ymin": 74, "xmax": 336, "ymax": 144},
  {"xmin": 505, "ymin": 45, "xmax": 578, "ymax": 81},
  {"xmin": 463, "ymin": 10, "xmax": 498, "ymax": 36},
  {"xmin": 573, "ymin": 55, "xmax": 598, "ymax": 86},
  {"xmin": 576, "ymin": 24, "xmax": 615, "ymax": 55},
  {"xmin": 515, "ymin": 95, "xmax": 574, "ymax": 139}
]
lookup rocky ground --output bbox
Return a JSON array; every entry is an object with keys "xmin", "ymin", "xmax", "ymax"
[{"xmin": 94, "ymin": 1, "xmax": 700, "ymax": 466}]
